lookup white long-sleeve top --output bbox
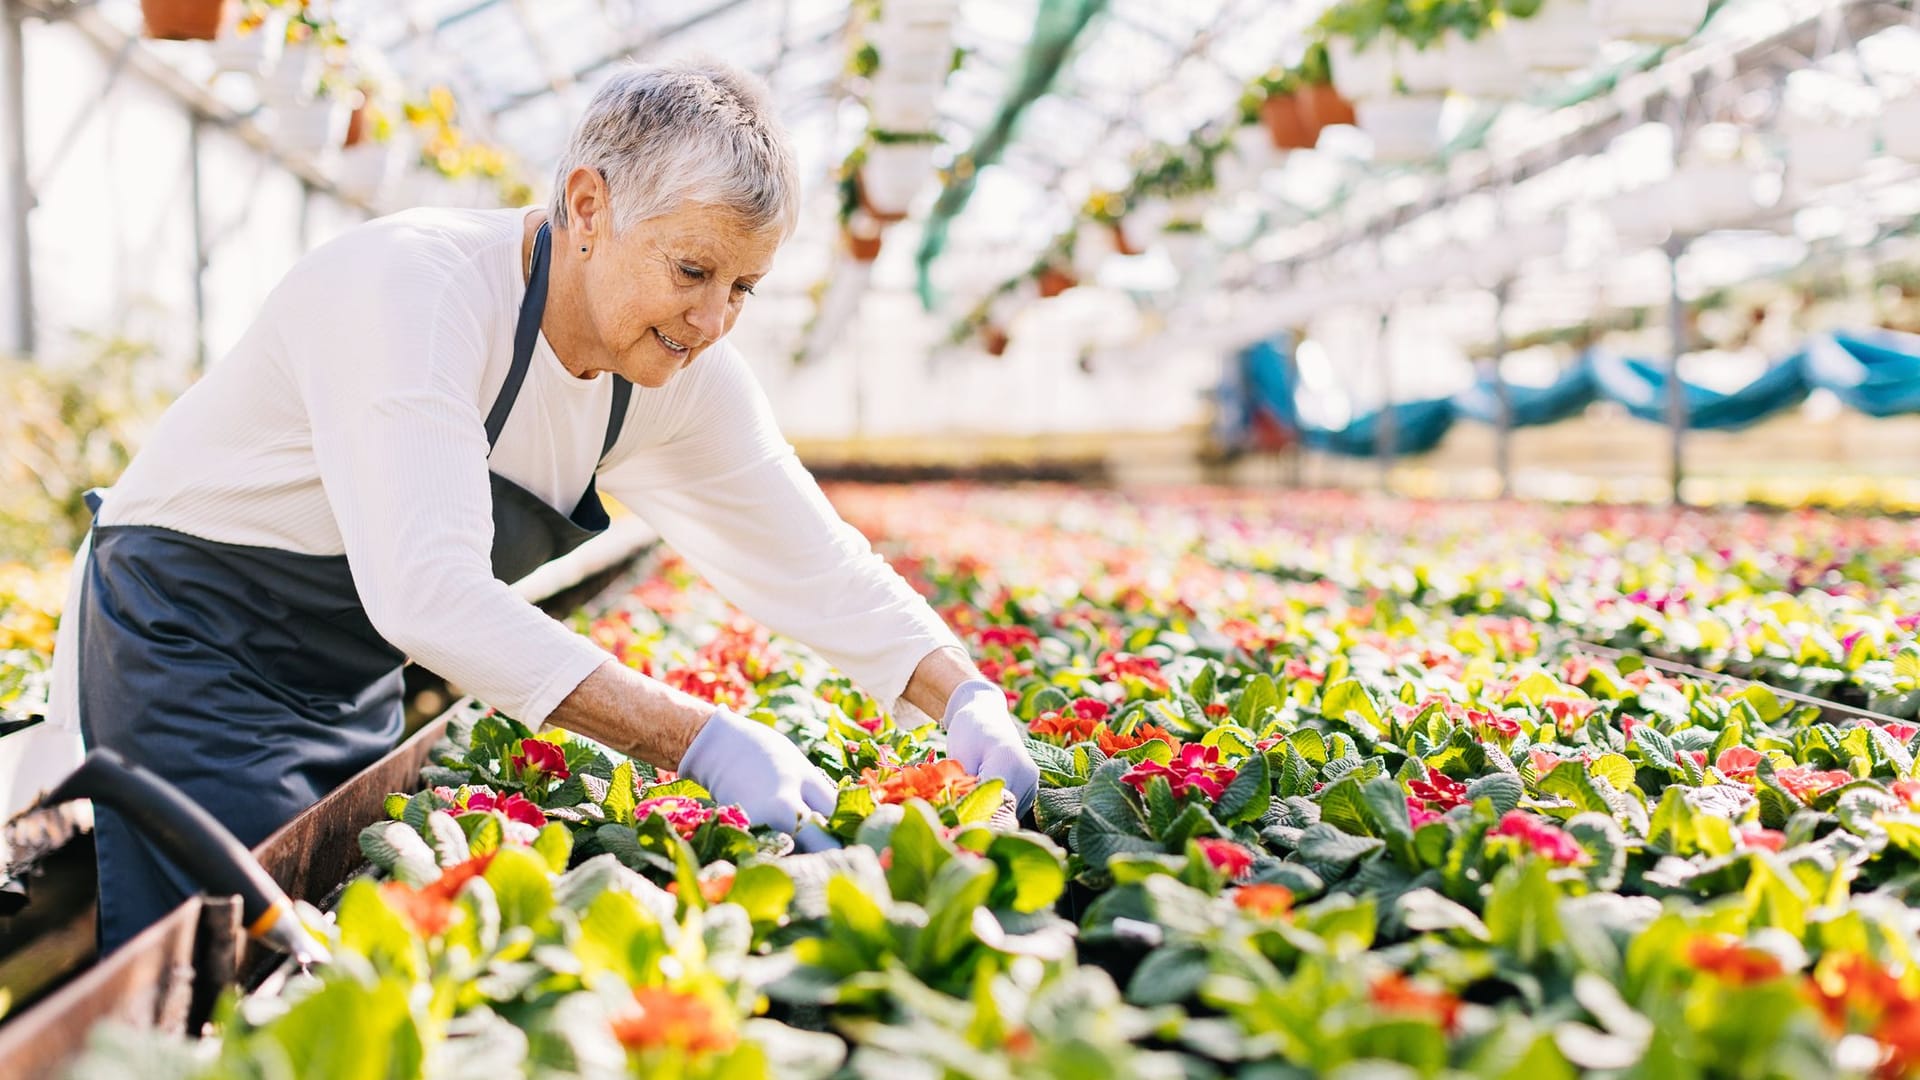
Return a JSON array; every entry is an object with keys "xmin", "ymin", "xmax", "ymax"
[{"xmin": 47, "ymin": 207, "xmax": 960, "ymax": 732}]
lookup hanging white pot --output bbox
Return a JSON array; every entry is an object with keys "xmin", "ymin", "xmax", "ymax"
[
  {"xmin": 1503, "ymin": 0, "xmax": 1601, "ymax": 73},
  {"xmin": 1159, "ymin": 227, "xmax": 1209, "ymax": 274},
  {"xmin": 878, "ymin": 0, "xmax": 960, "ymax": 35},
  {"xmin": 1328, "ymin": 37, "xmax": 1397, "ymax": 105},
  {"xmin": 1396, "ymin": 39, "xmax": 1452, "ymax": 97},
  {"xmin": 1072, "ymin": 219, "xmax": 1119, "ymax": 279},
  {"xmin": 1666, "ymin": 162, "xmax": 1771, "ymax": 234},
  {"xmin": 870, "ymin": 21, "xmax": 952, "ymax": 80},
  {"xmin": 1356, "ymin": 95, "xmax": 1446, "ymax": 164},
  {"xmin": 1444, "ymin": 30, "xmax": 1529, "ymax": 101},
  {"xmin": 859, "ymin": 140, "xmax": 936, "ymax": 217},
  {"xmin": 1883, "ymin": 95, "xmax": 1920, "ymax": 164},
  {"xmin": 209, "ymin": 7, "xmax": 283, "ymax": 76},
  {"xmin": 1230, "ymin": 122, "xmax": 1278, "ymax": 178},
  {"xmin": 1782, "ymin": 115, "xmax": 1876, "ymax": 191},
  {"xmin": 1509, "ymin": 217, "xmax": 1570, "ymax": 263},
  {"xmin": 258, "ymin": 41, "xmax": 321, "ymax": 106},
  {"xmin": 1603, "ymin": 184, "xmax": 1673, "ymax": 247},
  {"xmin": 335, "ymin": 141, "xmax": 399, "ymax": 201},
  {"xmin": 1591, "ymin": 0, "xmax": 1708, "ymax": 44},
  {"xmin": 271, "ymin": 98, "xmax": 346, "ymax": 161},
  {"xmin": 867, "ymin": 80, "xmax": 942, "ymax": 132}
]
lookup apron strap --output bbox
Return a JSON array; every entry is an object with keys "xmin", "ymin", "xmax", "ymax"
[
  {"xmin": 484, "ymin": 220, "xmax": 550, "ymax": 452},
  {"xmin": 599, "ymin": 377, "xmax": 632, "ymax": 465}
]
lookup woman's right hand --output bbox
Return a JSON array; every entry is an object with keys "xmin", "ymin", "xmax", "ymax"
[{"xmin": 677, "ymin": 706, "xmax": 841, "ymax": 851}]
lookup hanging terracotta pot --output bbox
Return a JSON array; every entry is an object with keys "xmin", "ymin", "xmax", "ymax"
[
  {"xmin": 1299, "ymin": 83, "xmax": 1357, "ymax": 137},
  {"xmin": 141, "ymin": 0, "xmax": 229, "ymax": 40},
  {"xmin": 980, "ymin": 324, "xmax": 1010, "ymax": 356},
  {"xmin": 842, "ymin": 220, "xmax": 884, "ymax": 262},
  {"xmin": 343, "ymin": 101, "xmax": 369, "ymax": 148},
  {"xmin": 1260, "ymin": 94, "xmax": 1314, "ymax": 151},
  {"xmin": 1036, "ymin": 266, "xmax": 1078, "ymax": 299}
]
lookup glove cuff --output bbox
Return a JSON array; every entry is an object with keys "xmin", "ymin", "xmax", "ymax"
[
  {"xmin": 943, "ymin": 678, "xmax": 1005, "ymax": 728},
  {"xmin": 678, "ymin": 706, "xmax": 748, "ymax": 786}
]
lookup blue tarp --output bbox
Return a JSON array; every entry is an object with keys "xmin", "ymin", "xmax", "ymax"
[{"xmin": 1231, "ymin": 330, "xmax": 1920, "ymax": 457}]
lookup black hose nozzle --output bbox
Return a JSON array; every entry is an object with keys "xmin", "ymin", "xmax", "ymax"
[{"xmin": 44, "ymin": 749, "xmax": 330, "ymax": 966}]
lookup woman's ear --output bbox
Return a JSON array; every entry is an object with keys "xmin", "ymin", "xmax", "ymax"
[{"xmin": 564, "ymin": 166, "xmax": 608, "ymax": 242}]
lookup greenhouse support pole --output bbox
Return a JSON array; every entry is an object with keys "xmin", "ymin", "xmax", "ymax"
[
  {"xmin": 188, "ymin": 113, "xmax": 209, "ymax": 371},
  {"xmin": 1491, "ymin": 278, "xmax": 1513, "ymax": 499},
  {"xmin": 0, "ymin": 0, "xmax": 32, "ymax": 357},
  {"xmin": 1665, "ymin": 235, "xmax": 1689, "ymax": 506},
  {"xmin": 1376, "ymin": 308, "xmax": 1396, "ymax": 494}
]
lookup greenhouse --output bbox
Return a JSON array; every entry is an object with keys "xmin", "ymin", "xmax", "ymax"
[{"xmin": 6, "ymin": 0, "xmax": 1920, "ymax": 1075}]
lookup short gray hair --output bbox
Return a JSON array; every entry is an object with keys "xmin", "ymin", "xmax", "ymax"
[{"xmin": 548, "ymin": 58, "xmax": 799, "ymax": 238}]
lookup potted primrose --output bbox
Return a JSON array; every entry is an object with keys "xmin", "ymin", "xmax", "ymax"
[{"xmin": 208, "ymin": 0, "xmax": 283, "ymax": 76}]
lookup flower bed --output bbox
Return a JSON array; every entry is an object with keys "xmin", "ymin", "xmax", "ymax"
[{"xmin": 67, "ymin": 484, "xmax": 1920, "ymax": 1078}]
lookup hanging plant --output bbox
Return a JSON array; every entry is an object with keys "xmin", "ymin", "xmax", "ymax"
[{"xmin": 140, "ymin": 0, "xmax": 229, "ymax": 40}]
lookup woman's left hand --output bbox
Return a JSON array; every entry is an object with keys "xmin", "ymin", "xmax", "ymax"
[{"xmin": 942, "ymin": 679, "xmax": 1040, "ymax": 816}]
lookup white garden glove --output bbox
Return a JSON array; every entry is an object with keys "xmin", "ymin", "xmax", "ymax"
[
  {"xmin": 678, "ymin": 707, "xmax": 840, "ymax": 852},
  {"xmin": 943, "ymin": 678, "xmax": 1041, "ymax": 816}
]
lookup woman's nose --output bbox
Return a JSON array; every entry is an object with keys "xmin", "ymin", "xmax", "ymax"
[{"xmin": 686, "ymin": 287, "xmax": 727, "ymax": 340}]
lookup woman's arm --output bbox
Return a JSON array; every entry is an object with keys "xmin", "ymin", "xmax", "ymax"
[
  {"xmin": 901, "ymin": 644, "xmax": 982, "ymax": 719},
  {"xmin": 541, "ymin": 659, "xmax": 711, "ymax": 770}
]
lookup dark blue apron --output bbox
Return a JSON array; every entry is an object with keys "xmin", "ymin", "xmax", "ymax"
[{"xmin": 78, "ymin": 221, "xmax": 631, "ymax": 953}]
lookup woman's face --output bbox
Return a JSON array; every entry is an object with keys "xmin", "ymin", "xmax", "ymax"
[{"xmin": 566, "ymin": 193, "xmax": 781, "ymax": 388}]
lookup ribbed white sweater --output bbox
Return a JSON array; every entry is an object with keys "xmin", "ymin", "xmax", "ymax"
[{"xmin": 48, "ymin": 207, "xmax": 958, "ymax": 731}]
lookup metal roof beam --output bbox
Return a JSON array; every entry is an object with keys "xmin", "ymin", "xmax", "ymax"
[{"xmin": 489, "ymin": 0, "xmax": 757, "ymax": 116}]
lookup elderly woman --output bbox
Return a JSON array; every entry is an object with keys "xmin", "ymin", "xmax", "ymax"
[{"xmin": 49, "ymin": 58, "xmax": 1037, "ymax": 952}]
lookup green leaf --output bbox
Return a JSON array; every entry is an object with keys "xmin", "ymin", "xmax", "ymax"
[
  {"xmin": 359, "ymin": 821, "xmax": 439, "ymax": 887},
  {"xmin": 884, "ymin": 801, "xmax": 948, "ymax": 903},
  {"xmin": 425, "ymin": 810, "xmax": 470, "ymax": 868},
  {"xmin": 1506, "ymin": 671, "xmax": 1564, "ymax": 707},
  {"xmin": 826, "ymin": 874, "xmax": 892, "ymax": 963},
  {"xmin": 1539, "ymin": 762, "xmax": 1612, "ymax": 817},
  {"xmin": 484, "ymin": 847, "xmax": 555, "ymax": 931},
  {"xmin": 1320, "ymin": 678, "xmax": 1381, "ymax": 729},
  {"xmin": 1216, "ymin": 750, "xmax": 1272, "ymax": 826},
  {"xmin": 461, "ymin": 812, "xmax": 504, "ymax": 859},
  {"xmin": 1588, "ymin": 753, "xmax": 1636, "ymax": 793},
  {"xmin": 916, "ymin": 857, "xmax": 998, "ymax": 971},
  {"xmin": 253, "ymin": 970, "xmax": 423, "ymax": 1079},
  {"xmin": 1295, "ymin": 823, "xmax": 1384, "ymax": 881},
  {"xmin": 1483, "ymin": 860, "xmax": 1564, "ymax": 965},
  {"xmin": 986, "ymin": 833, "xmax": 1068, "ymax": 913},
  {"xmin": 1126, "ymin": 944, "xmax": 1211, "ymax": 1007},
  {"xmin": 1235, "ymin": 674, "xmax": 1281, "ymax": 727},
  {"xmin": 605, "ymin": 760, "xmax": 636, "ymax": 826},
  {"xmin": 951, "ymin": 778, "xmax": 1007, "ymax": 825},
  {"xmin": 641, "ymin": 778, "xmax": 709, "ymax": 800},
  {"xmin": 1144, "ymin": 775, "xmax": 1183, "ymax": 837},
  {"xmin": 1315, "ymin": 775, "xmax": 1374, "ymax": 837},
  {"xmin": 1469, "ymin": 772, "xmax": 1525, "ymax": 816},
  {"xmin": 1189, "ymin": 663, "xmax": 1217, "ymax": 706},
  {"xmin": 532, "ymin": 822, "xmax": 572, "ymax": 873},
  {"xmin": 1290, "ymin": 728, "xmax": 1329, "ymax": 765},
  {"xmin": 828, "ymin": 784, "xmax": 879, "ymax": 837},
  {"xmin": 727, "ymin": 863, "xmax": 795, "ymax": 929}
]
